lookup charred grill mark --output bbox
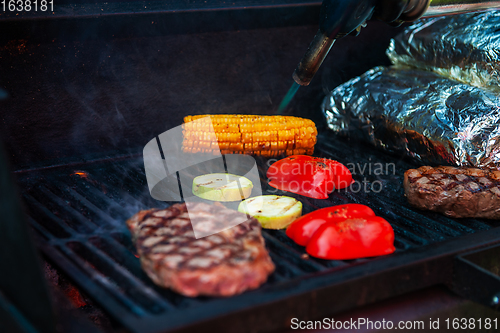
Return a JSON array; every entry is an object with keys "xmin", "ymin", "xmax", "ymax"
[
  {"xmin": 442, "ymin": 180, "xmax": 460, "ymax": 191},
  {"xmin": 466, "ymin": 180, "xmax": 488, "ymax": 193},
  {"xmin": 197, "ymin": 181, "xmax": 215, "ymax": 186},
  {"xmin": 141, "ymin": 209, "xmax": 161, "ymax": 221},
  {"xmin": 409, "ymin": 176, "xmax": 421, "ymax": 184},
  {"xmin": 408, "ymin": 169, "xmax": 500, "ymax": 193},
  {"xmin": 133, "ymin": 202, "xmax": 262, "ymax": 270}
]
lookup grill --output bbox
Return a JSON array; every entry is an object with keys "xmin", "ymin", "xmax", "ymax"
[
  {"xmin": 2, "ymin": 1, "xmax": 500, "ymax": 331},
  {"xmin": 15, "ymin": 131, "xmax": 500, "ymax": 333}
]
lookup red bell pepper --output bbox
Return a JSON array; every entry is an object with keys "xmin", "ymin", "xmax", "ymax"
[
  {"xmin": 266, "ymin": 155, "xmax": 352, "ymax": 199},
  {"xmin": 286, "ymin": 204, "xmax": 375, "ymax": 246},
  {"xmin": 305, "ymin": 216, "xmax": 395, "ymax": 260}
]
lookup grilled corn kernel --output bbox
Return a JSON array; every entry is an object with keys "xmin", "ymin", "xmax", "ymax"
[{"xmin": 182, "ymin": 115, "xmax": 317, "ymax": 157}]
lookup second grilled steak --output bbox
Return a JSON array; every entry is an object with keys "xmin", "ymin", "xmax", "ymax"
[
  {"xmin": 404, "ymin": 166, "xmax": 500, "ymax": 218},
  {"xmin": 126, "ymin": 202, "xmax": 275, "ymax": 297}
]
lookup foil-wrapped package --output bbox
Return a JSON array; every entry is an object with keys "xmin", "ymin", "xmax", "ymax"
[
  {"xmin": 387, "ymin": 11, "xmax": 500, "ymax": 92},
  {"xmin": 322, "ymin": 66, "xmax": 500, "ymax": 169}
]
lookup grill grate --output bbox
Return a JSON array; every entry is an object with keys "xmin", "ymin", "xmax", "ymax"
[{"xmin": 16, "ymin": 131, "xmax": 500, "ymax": 333}]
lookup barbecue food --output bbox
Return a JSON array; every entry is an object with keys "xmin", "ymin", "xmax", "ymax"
[
  {"xmin": 285, "ymin": 204, "xmax": 395, "ymax": 260},
  {"xmin": 387, "ymin": 12, "xmax": 500, "ymax": 93},
  {"xmin": 404, "ymin": 166, "xmax": 500, "ymax": 219},
  {"xmin": 322, "ymin": 66, "xmax": 500, "ymax": 169},
  {"xmin": 266, "ymin": 155, "xmax": 352, "ymax": 199},
  {"xmin": 126, "ymin": 202, "xmax": 275, "ymax": 297},
  {"xmin": 192, "ymin": 173, "xmax": 253, "ymax": 202},
  {"xmin": 238, "ymin": 195, "xmax": 302, "ymax": 229},
  {"xmin": 182, "ymin": 115, "xmax": 317, "ymax": 157},
  {"xmin": 286, "ymin": 204, "xmax": 375, "ymax": 246}
]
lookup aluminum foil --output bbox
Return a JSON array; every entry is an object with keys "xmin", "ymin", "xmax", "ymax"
[
  {"xmin": 387, "ymin": 11, "xmax": 500, "ymax": 93},
  {"xmin": 322, "ymin": 66, "xmax": 500, "ymax": 169}
]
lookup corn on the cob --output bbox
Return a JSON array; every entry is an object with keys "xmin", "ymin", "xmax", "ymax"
[{"xmin": 182, "ymin": 115, "xmax": 317, "ymax": 157}]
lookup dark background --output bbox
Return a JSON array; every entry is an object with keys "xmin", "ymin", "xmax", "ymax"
[{"xmin": 0, "ymin": 1, "xmax": 403, "ymax": 171}]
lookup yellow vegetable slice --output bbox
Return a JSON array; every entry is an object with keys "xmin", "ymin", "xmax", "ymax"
[
  {"xmin": 238, "ymin": 195, "xmax": 302, "ymax": 229},
  {"xmin": 192, "ymin": 173, "xmax": 253, "ymax": 202}
]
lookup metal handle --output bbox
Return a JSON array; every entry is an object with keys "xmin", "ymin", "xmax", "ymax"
[
  {"xmin": 425, "ymin": 0, "xmax": 500, "ymax": 17},
  {"xmin": 452, "ymin": 244, "xmax": 500, "ymax": 310},
  {"xmin": 293, "ymin": 31, "xmax": 335, "ymax": 86}
]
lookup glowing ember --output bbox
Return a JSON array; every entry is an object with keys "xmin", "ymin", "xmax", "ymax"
[
  {"xmin": 71, "ymin": 170, "xmax": 102, "ymax": 188},
  {"xmin": 71, "ymin": 171, "xmax": 89, "ymax": 178},
  {"xmin": 64, "ymin": 285, "xmax": 87, "ymax": 308},
  {"xmin": 2, "ymin": 39, "xmax": 28, "ymax": 55}
]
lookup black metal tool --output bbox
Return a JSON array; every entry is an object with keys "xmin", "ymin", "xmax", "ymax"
[
  {"xmin": 293, "ymin": 0, "xmax": 415, "ymax": 86},
  {"xmin": 293, "ymin": 0, "xmax": 500, "ymax": 86},
  {"xmin": 293, "ymin": 0, "xmax": 378, "ymax": 86}
]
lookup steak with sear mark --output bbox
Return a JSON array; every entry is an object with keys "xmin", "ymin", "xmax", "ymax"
[
  {"xmin": 404, "ymin": 166, "xmax": 500, "ymax": 218},
  {"xmin": 126, "ymin": 202, "xmax": 275, "ymax": 297}
]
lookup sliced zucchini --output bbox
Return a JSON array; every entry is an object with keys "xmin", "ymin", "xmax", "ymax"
[
  {"xmin": 238, "ymin": 195, "xmax": 302, "ymax": 229},
  {"xmin": 192, "ymin": 173, "xmax": 253, "ymax": 201}
]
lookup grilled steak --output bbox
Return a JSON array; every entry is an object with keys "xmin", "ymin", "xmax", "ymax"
[
  {"xmin": 126, "ymin": 202, "xmax": 275, "ymax": 297},
  {"xmin": 404, "ymin": 166, "xmax": 500, "ymax": 218}
]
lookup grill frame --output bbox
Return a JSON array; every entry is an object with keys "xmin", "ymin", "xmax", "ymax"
[
  {"xmin": 17, "ymin": 131, "xmax": 500, "ymax": 333},
  {"xmin": 3, "ymin": 2, "xmax": 499, "ymax": 331}
]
